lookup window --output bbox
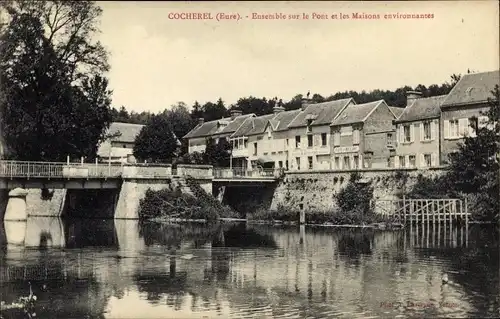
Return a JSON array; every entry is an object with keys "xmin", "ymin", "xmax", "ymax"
[
  {"xmin": 449, "ymin": 119, "xmax": 459, "ymax": 138},
  {"xmin": 353, "ymin": 129, "xmax": 360, "ymax": 145},
  {"xmin": 353, "ymin": 156, "xmax": 359, "ymax": 169},
  {"xmin": 123, "ymin": 144, "xmax": 127, "ymax": 148},
  {"xmin": 306, "ymin": 119, "xmax": 313, "ymax": 133},
  {"xmin": 343, "ymin": 156, "xmax": 351, "ymax": 170},
  {"xmin": 244, "ymin": 140, "xmax": 248, "ymax": 148},
  {"xmin": 308, "ymin": 156, "xmax": 313, "ymax": 170},
  {"xmin": 286, "ymin": 139, "xmax": 289, "ymax": 146},
  {"xmin": 278, "ymin": 161, "xmax": 283, "ymax": 168},
  {"xmin": 321, "ymin": 133, "xmax": 327, "ymax": 146},
  {"xmin": 234, "ymin": 140, "xmax": 239, "ymax": 149},
  {"xmin": 296, "ymin": 157, "xmax": 301, "ymax": 170},
  {"xmin": 271, "ymin": 151, "xmax": 276, "ymax": 155},
  {"xmin": 285, "ymin": 160, "xmax": 289, "ymax": 170},
  {"xmin": 333, "ymin": 132, "xmax": 340, "ymax": 146},
  {"xmin": 307, "ymin": 135, "xmax": 313, "ymax": 148},
  {"xmin": 267, "ymin": 131, "xmax": 272, "ymax": 139},
  {"xmin": 399, "ymin": 155, "xmax": 406, "ymax": 168},
  {"xmin": 253, "ymin": 142, "xmax": 257, "ymax": 155},
  {"xmin": 424, "ymin": 154, "xmax": 432, "ymax": 167},
  {"xmin": 263, "ymin": 152, "xmax": 268, "ymax": 155},
  {"xmin": 409, "ymin": 155, "xmax": 416, "ymax": 168},
  {"xmin": 404, "ymin": 125, "xmax": 411, "ymax": 142},
  {"xmin": 257, "ymin": 136, "xmax": 263, "ymax": 141},
  {"xmin": 334, "ymin": 157, "xmax": 340, "ymax": 169},
  {"xmin": 295, "ymin": 136, "xmax": 301, "ymax": 148},
  {"xmin": 423, "ymin": 121, "xmax": 431, "ymax": 140},
  {"xmin": 387, "ymin": 133, "xmax": 394, "ymax": 146},
  {"xmin": 468, "ymin": 117, "xmax": 478, "ymax": 137},
  {"xmin": 388, "ymin": 156, "xmax": 395, "ymax": 168}
]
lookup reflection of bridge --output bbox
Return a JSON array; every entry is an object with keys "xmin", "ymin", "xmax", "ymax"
[{"xmin": 0, "ymin": 161, "xmax": 280, "ymax": 189}]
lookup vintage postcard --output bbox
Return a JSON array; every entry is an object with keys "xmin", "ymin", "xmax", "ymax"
[{"xmin": 0, "ymin": 1, "xmax": 499, "ymax": 318}]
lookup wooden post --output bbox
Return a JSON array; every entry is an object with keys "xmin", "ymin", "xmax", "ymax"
[
  {"xmin": 432, "ymin": 200, "xmax": 436, "ymax": 224},
  {"xmin": 299, "ymin": 210, "xmax": 305, "ymax": 225},
  {"xmin": 421, "ymin": 200, "xmax": 424, "ymax": 224},
  {"xmin": 67, "ymin": 155, "xmax": 70, "ymax": 165},
  {"xmin": 465, "ymin": 198, "xmax": 468, "ymax": 225},
  {"xmin": 403, "ymin": 196, "xmax": 407, "ymax": 224}
]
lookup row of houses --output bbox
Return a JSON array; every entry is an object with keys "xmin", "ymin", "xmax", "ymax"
[{"xmin": 183, "ymin": 70, "xmax": 499, "ymax": 171}]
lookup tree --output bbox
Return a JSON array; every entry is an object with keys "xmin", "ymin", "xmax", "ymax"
[
  {"xmin": 446, "ymin": 85, "xmax": 499, "ymax": 220},
  {"xmin": 162, "ymin": 102, "xmax": 196, "ymax": 155},
  {"xmin": 203, "ymin": 137, "xmax": 232, "ymax": 167},
  {"xmin": 133, "ymin": 115, "xmax": 179, "ymax": 163},
  {"xmin": 202, "ymin": 98, "xmax": 228, "ymax": 122},
  {"xmin": 0, "ymin": 1, "xmax": 113, "ymax": 161}
]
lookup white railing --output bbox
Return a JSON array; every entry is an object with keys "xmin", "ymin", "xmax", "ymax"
[
  {"xmin": 0, "ymin": 160, "xmax": 123, "ymax": 179},
  {"xmin": 213, "ymin": 167, "xmax": 283, "ymax": 179}
]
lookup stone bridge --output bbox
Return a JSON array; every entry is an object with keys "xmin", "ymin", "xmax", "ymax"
[{"xmin": 0, "ymin": 161, "xmax": 282, "ymax": 220}]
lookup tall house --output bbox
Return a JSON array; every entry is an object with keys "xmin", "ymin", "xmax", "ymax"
[
  {"xmin": 286, "ymin": 98, "xmax": 354, "ymax": 171},
  {"xmin": 184, "ymin": 109, "xmax": 254, "ymax": 153},
  {"xmin": 393, "ymin": 92, "xmax": 446, "ymax": 168},
  {"xmin": 330, "ymin": 100, "xmax": 397, "ymax": 169},
  {"xmin": 97, "ymin": 122, "xmax": 145, "ymax": 163},
  {"xmin": 440, "ymin": 70, "xmax": 499, "ymax": 164}
]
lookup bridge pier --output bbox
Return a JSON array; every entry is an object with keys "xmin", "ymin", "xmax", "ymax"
[{"xmin": 4, "ymin": 188, "xmax": 29, "ymax": 221}]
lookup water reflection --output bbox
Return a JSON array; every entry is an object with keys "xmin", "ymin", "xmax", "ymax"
[{"xmin": 0, "ymin": 219, "xmax": 497, "ymax": 318}]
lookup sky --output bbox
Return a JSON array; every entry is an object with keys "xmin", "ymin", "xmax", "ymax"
[{"xmin": 96, "ymin": 1, "xmax": 499, "ymax": 113}]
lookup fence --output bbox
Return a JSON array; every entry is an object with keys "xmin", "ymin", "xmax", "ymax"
[
  {"xmin": 0, "ymin": 161, "xmax": 123, "ymax": 179},
  {"xmin": 213, "ymin": 167, "xmax": 283, "ymax": 179},
  {"xmin": 372, "ymin": 197, "xmax": 470, "ymax": 224}
]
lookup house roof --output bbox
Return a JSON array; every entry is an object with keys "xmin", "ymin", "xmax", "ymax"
[
  {"xmin": 331, "ymin": 100, "xmax": 385, "ymax": 126},
  {"xmin": 107, "ymin": 122, "xmax": 144, "ymax": 143},
  {"xmin": 395, "ymin": 95, "xmax": 446, "ymax": 123},
  {"xmin": 288, "ymin": 98, "xmax": 352, "ymax": 128},
  {"xmin": 441, "ymin": 70, "xmax": 499, "ymax": 107},
  {"xmin": 183, "ymin": 114, "xmax": 254, "ymax": 139},
  {"xmin": 388, "ymin": 106, "xmax": 404, "ymax": 119},
  {"xmin": 272, "ymin": 109, "xmax": 302, "ymax": 131},
  {"xmin": 231, "ymin": 114, "xmax": 276, "ymax": 137}
]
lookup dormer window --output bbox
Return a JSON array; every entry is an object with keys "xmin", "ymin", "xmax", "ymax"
[{"xmin": 306, "ymin": 119, "xmax": 313, "ymax": 133}]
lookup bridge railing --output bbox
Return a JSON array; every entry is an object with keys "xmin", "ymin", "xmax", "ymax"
[
  {"xmin": 213, "ymin": 167, "xmax": 283, "ymax": 179},
  {"xmin": 0, "ymin": 160, "xmax": 123, "ymax": 179}
]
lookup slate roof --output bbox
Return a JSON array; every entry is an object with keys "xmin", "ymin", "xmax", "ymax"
[
  {"xmin": 183, "ymin": 114, "xmax": 254, "ymax": 139},
  {"xmin": 272, "ymin": 109, "xmax": 301, "ymax": 131},
  {"xmin": 441, "ymin": 70, "xmax": 499, "ymax": 107},
  {"xmin": 288, "ymin": 98, "xmax": 352, "ymax": 128},
  {"xmin": 331, "ymin": 100, "xmax": 385, "ymax": 126},
  {"xmin": 395, "ymin": 95, "xmax": 446, "ymax": 123},
  {"xmin": 107, "ymin": 122, "xmax": 144, "ymax": 143},
  {"xmin": 388, "ymin": 106, "xmax": 404, "ymax": 119},
  {"xmin": 232, "ymin": 114, "xmax": 275, "ymax": 137}
]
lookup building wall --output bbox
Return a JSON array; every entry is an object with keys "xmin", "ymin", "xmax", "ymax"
[
  {"xmin": 270, "ymin": 168, "xmax": 446, "ymax": 213},
  {"xmin": 286, "ymin": 125, "xmax": 331, "ymax": 171},
  {"xmin": 363, "ymin": 102, "xmax": 397, "ymax": 168},
  {"xmin": 188, "ymin": 137, "xmax": 207, "ymax": 153},
  {"xmin": 330, "ymin": 124, "xmax": 364, "ymax": 170},
  {"xmin": 440, "ymin": 103, "xmax": 489, "ymax": 164},
  {"xmin": 395, "ymin": 118, "xmax": 440, "ymax": 168}
]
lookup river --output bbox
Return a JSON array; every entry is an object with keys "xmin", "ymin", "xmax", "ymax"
[{"xmin": 0, "ymin": 218, "xmax": 498, "ymax": 318}]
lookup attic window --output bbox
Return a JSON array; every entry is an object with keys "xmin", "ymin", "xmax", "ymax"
[{"xmin": 306, "ymin": 119, "xmax": 313, "ymax": 133}]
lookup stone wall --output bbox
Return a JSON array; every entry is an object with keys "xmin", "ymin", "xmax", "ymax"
[
  {"xmin": 270, "ymin": 168, "xmax": 446, "ymax": 213},
  {"xmin": 26, "ymin": 189, "xmax": 67, "ymax": 217}
]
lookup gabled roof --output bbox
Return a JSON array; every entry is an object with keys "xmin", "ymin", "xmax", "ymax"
[
  {"xmin": 388, "ymin": 106, "xmax": 404, "ymax": 119},
  {"xmin": 231, "ymin": 114, "xmax": 275, "ymax": 138},
  {"xmin": 331, "ymin": 100, "xmax": 387, "ymax": 126},
  {"xmin": 107, "ymin": 122, "xmax": 144, "ymax": 143},
  {"xmin": 288, "ymin": 98, "xmax": 352, "ymax": 128},
  {"xmin": 272, "ymin": 109, "xmax": 302, "ymax": 131},
  {"xmin": 395, "ymin": 95, "xmax": 446, "ymax": 123},
  {"xmin": 183, "ymin": 114, "xmax": 254, "ymax": 139},
  {"xmin": 441, "ymin": 70, "xmax": 499, "ymax": 107},
  {"xmin": 218, "ymin": 113, "xmax": 255, "ymax": 135}
]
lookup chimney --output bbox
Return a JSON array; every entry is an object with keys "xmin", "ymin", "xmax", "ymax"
[
  {"xmin": 301, "ymin": 98, "xmax": 312, "ymax": 111},
  {"xmin": 406, "ymin": 91, "xmax": 423, "ymax": 106},
  {"xmin": 273, "ymin": 106, "xmax": 285, "ymax": 114},
  {"xmin": 198, "ymin": 118, "xmax": 204, "ymax": 125},
  {"xmin": 230, "ymin": 108, "xmax": 243, "ymax": 120}
]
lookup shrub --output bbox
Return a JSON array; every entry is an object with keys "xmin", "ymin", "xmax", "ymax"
[{"xmin": 334, "ymin": 172, "xmax": 374, "ymax": 214}]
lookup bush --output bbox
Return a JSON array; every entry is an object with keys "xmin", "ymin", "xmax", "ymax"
[{"xmin": 334, "ymin": 172, "xmax": 374, "ymax": 214}]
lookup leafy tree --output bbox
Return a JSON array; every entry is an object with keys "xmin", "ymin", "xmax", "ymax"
[
  {"xmin": 161, "ymin": 102, "xmax": 195, "ymax": 155},
  {"xmin": 334, "ymin": 172, "xmax": 374, "ymax": 214},
  {"xmin": 133, "ymin": 115, "xmax": 178, "ymax": 163},
  {"xmin": 202, "ymin": 98, "xmax": 228, "ymax": 122},
  {"xmin": 203, "ymin": 137, "xmax": 232, "ymax": 167},
  {"xmin": 0, "ymin": 1, "xmax": 112, "ymax": 161},
  {"xmin": 446, "ymin": 85, "xmax": 499, "ymax": 220}
]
